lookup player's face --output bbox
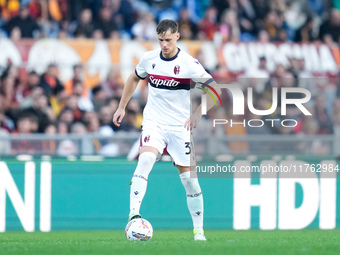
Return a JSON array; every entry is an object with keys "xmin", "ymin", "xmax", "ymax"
[{"xmin": 158, "ymin": 29, "xmax": 180, "ymax": 58}]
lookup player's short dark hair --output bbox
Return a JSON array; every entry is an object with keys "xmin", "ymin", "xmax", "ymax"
[{"xmin": 156, "ymin": 19, "xmax": 178, "ymax": 34}]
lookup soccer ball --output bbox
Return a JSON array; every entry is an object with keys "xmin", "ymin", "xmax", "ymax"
[{"xmin": 125, "ymin": 218, "xmax": 153, "ymax": 241}]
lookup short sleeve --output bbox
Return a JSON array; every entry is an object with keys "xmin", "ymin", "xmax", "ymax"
[
  {"xmin": 189, "ymin": 57, "xmax": 212, "ymax": 81},
  {"xmin": 135, "ymin": 53, "xmax": 148, "ymax": 80}
]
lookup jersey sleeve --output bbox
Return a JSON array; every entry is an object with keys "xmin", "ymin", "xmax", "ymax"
[
  {"xmin": 135, "ymin": 53, "xmax": 148, "ymax": 80},
  {"xmin": 189, "ymin": 57, "xmax": 214, "ymax": 84}
]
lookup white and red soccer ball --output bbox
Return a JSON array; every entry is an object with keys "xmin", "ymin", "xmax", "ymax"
[{"xmin": 125, "ymin": 218, "xmax": 153, "ymax": 241}]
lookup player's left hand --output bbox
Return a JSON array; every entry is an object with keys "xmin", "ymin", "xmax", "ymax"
[{"xmin": 184, "ymin": 110, "xmax": 202, "ymax": 131}]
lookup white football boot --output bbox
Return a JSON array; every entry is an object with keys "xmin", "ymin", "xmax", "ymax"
[
  {"xmin": 128, "ymin": 211, "xmax": 141, "ymax": 222},
  {"xmin": 194, "ymin": 230, "xmax": 207, "ymax": 241}
]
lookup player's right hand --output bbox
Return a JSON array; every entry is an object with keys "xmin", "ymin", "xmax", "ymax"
[
  {"xmin": 184, "ymin": 109, "xmax": 202, "ymax": 131},
  {"xmin": 113, "ymin": 108, "xmax": 125, "ymax": 127}
]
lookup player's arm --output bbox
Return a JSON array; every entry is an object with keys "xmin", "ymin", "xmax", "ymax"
[
  {"xmin": 196, "ymin": 80, "xmax": 221, "ymax": 113},
  {"xmin": 185, "ymin": 79, "xmax": 221, "ymax": 130},
  {"xmin": 113, "ymin": 72, "xmax": 140, "ymax": 127}
]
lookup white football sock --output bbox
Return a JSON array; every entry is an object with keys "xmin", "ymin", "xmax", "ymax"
[
  {"xmin": 180, "ymin": 171, "xmax": 204, "ymax": 232},
  {"xmin": 130, "ymin": 152, "xmax": 156, "ymax": 213}
]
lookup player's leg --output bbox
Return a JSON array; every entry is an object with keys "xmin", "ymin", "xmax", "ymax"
[
  {"xmin": 166, "ymin": 129, "xmax": 206, "ymax": 240},
  {"xmin": 129, "ymin": 128, "xmax": 165, "ymax": 221},
  {"xmin": 129, "ymin": 146, "xmax": 158, "ymax": 220},
  {"xmin": 178, "ymin": 166, "xmax": 206, "ymax": 241}
]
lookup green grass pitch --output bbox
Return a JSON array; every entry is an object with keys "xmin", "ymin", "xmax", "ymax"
[{"xmin": 1, "ymin": 230, "xmax": 340, "ymax": 255}]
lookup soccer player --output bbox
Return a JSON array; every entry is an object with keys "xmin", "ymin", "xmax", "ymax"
[{"xmin": 113, "ymin": 19, "xmax": 217, "ymax": 241}]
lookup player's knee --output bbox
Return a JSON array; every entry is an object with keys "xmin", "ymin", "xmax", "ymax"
[
  {"xmin": 180, "ymin": 171, "xmax": 201, "ymax": 194},
  {"xmin": 139, "ymin": 152, "xmax": 156, "ymax": 165},
  {"xmin": 134, "ymin": 152, "xmax": 156, "ymax": 175}
]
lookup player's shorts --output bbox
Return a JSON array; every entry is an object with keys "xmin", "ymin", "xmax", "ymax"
[{"xmin": 139, "ymin": 125, "xmax": 195, "ymax": 167}]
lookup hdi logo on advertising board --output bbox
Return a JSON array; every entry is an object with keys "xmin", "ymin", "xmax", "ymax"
[{"xmin": 0, "ymin": 162, "xmax": 52, "ymax": 232}]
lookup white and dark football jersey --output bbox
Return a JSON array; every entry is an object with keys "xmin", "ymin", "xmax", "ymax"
[{"xmin": 135, "ymin": 48, "xmax": 212, "ymax": 130}]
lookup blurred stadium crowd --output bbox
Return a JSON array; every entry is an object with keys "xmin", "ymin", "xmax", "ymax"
[
  {"xmin": 0, "ymin": 0, "xmax": 340, "ymax": 42},
  {"xmin": 0, "ymin": 0, "xmax": 340, "ymax": 155},
  {"xmin": 0, "ymin": 0, "xmax": 339, "ymax": 42}
]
